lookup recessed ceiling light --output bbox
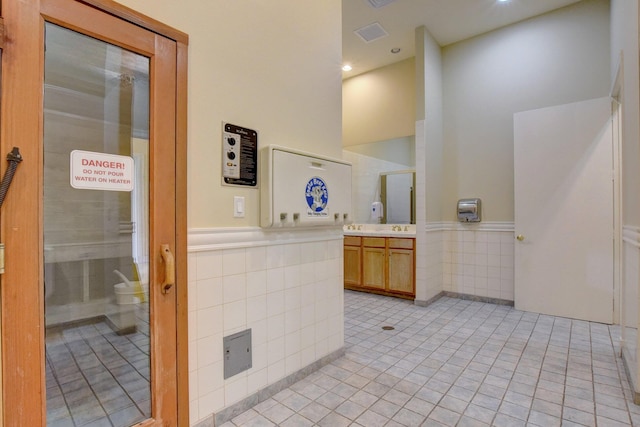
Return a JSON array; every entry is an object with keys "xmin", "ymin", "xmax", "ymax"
[
  {"xmin": 498, "ymin": 0, "xmax": 510, "ymax": 2},
  {"xmin": 391, "ymin": 48, "xmax": 401, "ymax": 54},
  {"xmin": 342, "ymin": 64, "xmax": 353, "ymax": 72}
]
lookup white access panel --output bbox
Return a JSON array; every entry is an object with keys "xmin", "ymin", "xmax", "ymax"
[{"xmin": 260, "ymin": 145, "xmax": 352, "ymax": 228}]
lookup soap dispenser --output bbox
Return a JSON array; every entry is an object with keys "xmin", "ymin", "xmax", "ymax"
[{"xmin": 371, "ymin": 201, "xmax": 383, "ymax": 222}]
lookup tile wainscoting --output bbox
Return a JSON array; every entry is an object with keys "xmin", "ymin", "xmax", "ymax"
[
  {"xmin": 187, "ymin": 227, "xmax": 345, "ymax": 426},
  {"xmin": 419, "ymin": 222, "xmax": 515, "ymax": 305}
]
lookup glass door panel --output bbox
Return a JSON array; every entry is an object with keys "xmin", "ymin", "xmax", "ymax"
[{"xmin": 43, "ymin": 22, "xmax": 151, "ymax": 426}]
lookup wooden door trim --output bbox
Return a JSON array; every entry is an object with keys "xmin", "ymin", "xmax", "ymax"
[
  {"xmin": 1, "ymin": 0, "xmax": 189, "ymax": 424},
  {"xmin": 175, "ymin": 40, "xmax": 189, "ymax": 427},
  {"xmin": 78, "ymin": 0, "xmax": 188, "ymax": 44},
  {"xmin": 1, "ymin": 1, "xmax": 46, "ymax": 425}
]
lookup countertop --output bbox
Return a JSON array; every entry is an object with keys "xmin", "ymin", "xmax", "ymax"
[{"xmin": 343, "ymin": 224, "xmax": 416, "ymax": 238}]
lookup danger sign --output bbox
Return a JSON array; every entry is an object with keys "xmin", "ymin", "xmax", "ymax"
[{"xmin": 70, "ymin": 150, "xmax": 134, "ymax": 192}]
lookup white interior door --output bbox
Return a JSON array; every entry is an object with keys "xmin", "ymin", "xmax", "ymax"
[{"xmin": 514, "ymin": 97, "xmax": 613, "ymax": 324}]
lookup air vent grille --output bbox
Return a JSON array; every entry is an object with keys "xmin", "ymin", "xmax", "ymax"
[
  {"xmin": 354, "ymin": 22, "xmax": 388, "ymax": 43},
  {"xmin": 367, "ymin": 0, "xmax": 397, "ymax": 8}
]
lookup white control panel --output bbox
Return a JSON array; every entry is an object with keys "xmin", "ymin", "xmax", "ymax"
[
  {"xmin": 222, "ymin": 130, "xmax": 241, "ymax": 179},
  {"xmin": 221, "ymin": 122, "xmax": 258, "ymax": 187}
]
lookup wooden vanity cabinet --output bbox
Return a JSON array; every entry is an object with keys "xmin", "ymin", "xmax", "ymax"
[
  {"xmin": 344, "ymin": 235, "xmax": 415, "ymax": 299},
  {"xmin": 362, "ymin": 237, "xmax": 386, "ymax": 290},
  {"xmin": 344, "ymin": 236, "xmax": 362, "ymax": 287},
  {"xmin": 387, "ymin": 238, "xmax": 415, "ymax": 294}
]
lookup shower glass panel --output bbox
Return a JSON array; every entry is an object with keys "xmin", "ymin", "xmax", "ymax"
[{"xmin": 43, "ymin": 23, "xmax": 151, "ymax": 426}]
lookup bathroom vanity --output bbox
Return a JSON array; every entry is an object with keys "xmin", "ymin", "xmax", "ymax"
[{"xmin": 343, "ymin": 225, "xmax": 415, "ymax": 299}]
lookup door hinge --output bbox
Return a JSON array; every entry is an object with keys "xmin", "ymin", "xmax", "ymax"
[
  {"xmin": 0, "ymin": 17, "xmax": 5, "ymax": 51},
  {"xmin": 0, "ymin": 243, "xmax": 5, "ymax": 274}
]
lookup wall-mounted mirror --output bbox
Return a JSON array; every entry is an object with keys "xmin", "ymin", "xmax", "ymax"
[
  {"xmin": 343, "ymin": 136, "xmax": 415, "ymax": 223},
  {"xmin": 381, "ymin": 170, "xmax": 416, "ymax": 224}
]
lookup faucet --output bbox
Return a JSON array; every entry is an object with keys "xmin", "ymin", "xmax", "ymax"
[{"xmin": 391, "ymin": 225, "xmax": 400, "ymax": 231}]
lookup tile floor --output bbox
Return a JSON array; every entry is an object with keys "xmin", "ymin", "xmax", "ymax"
[
  {"xmin": 222, "ymin": 290, "xmax": 640, "ymax": 426},
  {"xmin": 45, "ymin": 303, "xmax": 151, "ymax": 426}
]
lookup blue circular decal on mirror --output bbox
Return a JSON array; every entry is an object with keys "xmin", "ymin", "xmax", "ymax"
[{"xmin": 305, "ymin": 177, "xmax": 328, "ymax": 213}]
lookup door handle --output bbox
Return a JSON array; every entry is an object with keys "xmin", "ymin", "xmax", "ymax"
[
  {"xmin": 160, "ymin": 244, "xmax": 175, "ymax": 294},
  {"xmin": 516, "ymin": 234, "xmax": 525, "ymax": 242}
]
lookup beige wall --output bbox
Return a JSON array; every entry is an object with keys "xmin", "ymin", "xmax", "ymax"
[
  {"xmin": 114, "ymin": 0, "xmax": 343, "ymax": 228},
  {"xmin": 442, "ymin": 0, "xmax": 610, "ymax": 221},
  {"xmin": 342, "ymin": 58, "xmax": 415, "ymax": 147}
]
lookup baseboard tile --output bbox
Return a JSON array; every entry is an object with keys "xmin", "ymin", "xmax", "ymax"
[
  {"xmin": 414, "ymin": 291, "xmax": 444, "ymax": 307},
  {"xmin": 442, "ymin": 291, "xmax": 514, "ymax": 306}
]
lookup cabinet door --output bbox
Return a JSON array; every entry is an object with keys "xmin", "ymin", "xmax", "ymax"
[
  {"xmin": 363, "ymin": 247, "xmax": 386, "ymax": 290},
  {"xmin": 344, "ymin": 245, "xmax": 362, "ymax": 286},
  {"xmin": 388, "ymin": 249, "xmax": 414, "ymax": 294}
]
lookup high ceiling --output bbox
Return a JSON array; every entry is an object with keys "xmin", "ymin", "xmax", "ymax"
[{"xmin": 342, "ymin": 0, "xmax": 584, "ymax": 78}]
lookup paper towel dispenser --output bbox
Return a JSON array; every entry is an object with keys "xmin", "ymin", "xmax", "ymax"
[
  {"xmin": 260, "ymin": 145, "xmax": 352, "ymax": 228},
  {"xmin": 457, "ymin": 198, "xmax": 481, "ymax": 222}
]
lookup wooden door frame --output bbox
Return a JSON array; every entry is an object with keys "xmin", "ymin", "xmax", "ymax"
[{"xmin": 0, "ymin": 0, "xmax": 188, "ymax": 424}]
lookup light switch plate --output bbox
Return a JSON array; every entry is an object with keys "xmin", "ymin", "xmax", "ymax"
[{"xmin": 234, "ymin": 196, "xmax": 245, "ymax": 218}]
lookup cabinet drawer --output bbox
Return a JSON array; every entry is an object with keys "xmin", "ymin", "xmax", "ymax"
[
  {"xmin": 362, "ymin": 237, "xmax": 386, "ymax": 248},
  {"xmin": 344, "ymin": 236, "xmax": 361, "ymax": 246},
  {"xmin": 388, "ymin": 238, "xmax": 414, "ymax": 250}
]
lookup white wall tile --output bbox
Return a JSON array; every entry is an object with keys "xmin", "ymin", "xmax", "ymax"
[
  {"xmin": 246, "ymin": 295, "xmax": 267, "ymax": 324},
  {"xmin": 223, "ymin": 248, "xmax": 246, "ymax": 276},
  {"xmin": 247, "ymin": 368, "xmax": 268, "ymax": 395},
  {"xmin": 284, "ymin": 308, "xmax": 301, "ymax": 335},
  {"xmin": 431, "ymin": 226, "xmax": 514, "ymax": 301},
  {"xmin": 189, "ymin": 369, "xmax": 199, "ymax": 408},
  {"xmin": 266, "ymin": 244, "xmax": 285, "ymax": 268},
  {"xmin": 284, "ymin": 243, "xmax": 301, "ymax": 266},
  {"xmin": 249, "ymin": 318, "xmax": 267, "ymax": 347},
  {"xmin": 223, "ymin": 273, "xmax": 246, "ymax": 304},
  {"xmin": 266, "ymin": 267, "xmax": 285, "ymax": 293},
  {"xmin": 284, "ymin": 265, "xmax": 301, "ymax": 289},
  {"xmin": 196, "ymin": 306, "xmax": 223, "ymax": 339},
  {"xmin": 284, "ymin": 287, "xmax": 301, "ymax": 310},
  {"xmin": 251, "ymin": 343, "xmax": 268, "ymax": 371},
  {"xmin": 197, "ymin": 251, "xmax": 222, "ymax": 280},
  {"xmin": 198, "ymin": 360, "xmax": 224, "ymax": 396},
  {"xmin": 225, "ymin": 375, "xmax": 248, "ymax": 406},
  {"xmin": 267, "ymin": 335, "xmax": 285, "ymax": 364},
  {"xmin": 246, "ymin": 246, "xmax": 267, "ymax": 272},
  {"xmin": 198, "ymin": 388, "xmax": 224, "ymax": 418},
  {"xmin": 189, "ymin": 397, "xmax": 199, "ymax": 424},
  {"xmin": 246, "ymin": 270, "xmax": 267, "ymax": 297},
  {"xmin": 267, "ymin": 290, "xmax": 285, "ymax": 317},
  {"xmin": 285, "ymin": 352, "xmax": 301, "ymax": 375},
  {"xmin": 197, "ymin": 333, "xmax": 222, "ymax": 368},
  {"xmin": 189, "ymin": 339, "xmax": 198, "ymax": 373},
  {"xmin": 223, "ymin": 300, "xmax": 246, "ymax": 332},
  {"xmin": 189, "ymin": 233, "xmax": 344, "ymax": 423},
  {"xmin": 267, "ymin": 359, "xmax": 285, "ymax": 383},
  {"xmin": 197, "ymin": 277, "xmax": 223, "ymax": 309}
]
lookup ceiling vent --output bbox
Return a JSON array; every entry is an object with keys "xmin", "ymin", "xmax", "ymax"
[
  {"xmin": 366, "ymin": 0, "xmax": 397, "ymax": 8},
  {"xmin": 354, "ymin": 22, "xmax": 388, "ymax": 43}
]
